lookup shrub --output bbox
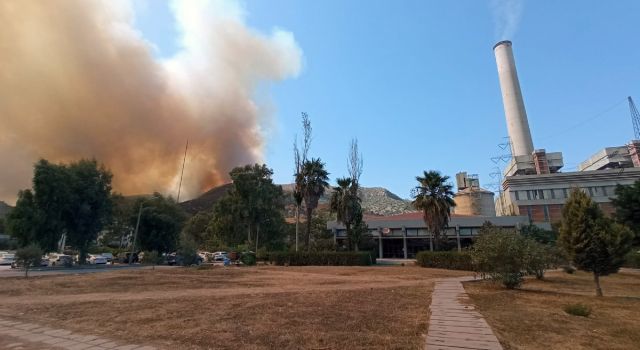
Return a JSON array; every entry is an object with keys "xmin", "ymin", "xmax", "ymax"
[
  {"xmin": 562, "ymin": 265, "xmax": 576, "ymax": 274},
  {"xmin": 415, "ymin": 251, "xmax": 473, "ymax": 270},
  {"xmin": 178, "ymin": 234, "xmax": 199, "ymax": 266},
  {"xmin": 268, "ymin": 251, "xmax": 375, "ymax": 266},
  {"xmin": 623, "ymin": 250, "xmax": 640, "ymax": 268},
  {"xmin": 15, "ymin": 244, "xmax": 44, "ymax": 278},
  {"xmin": 564, "ymin": 303, "xmax": 591, "ymax": 317},
  {"xmin": 240, "ymin": 252, "xmax": 257, "ymax": 266},
  {"xmin": 471, "ymin": 226, "xmax": 542, "ymax": 289}
]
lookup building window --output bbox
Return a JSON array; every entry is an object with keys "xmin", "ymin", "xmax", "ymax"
[
  {"xmin": 602, "ymin": 186, "xmax": 608, "ymax": 196},
  {"xmin": 527, "ymin": 206, "xmax": 533, "ymax": 222},
  {"xmin": 563, "ymin": 188, "xmax": 568, "ymax": 198},
  {"xmin": 588, "ymin": 187, "xmax": 594, "ymax": 196},
  {"xmin": 550, "ymin": 189, "xmax": 556, "ymax": 199},
  {"xmin": 526, "ymin": 191, "xmax": 532, "ymax": 200},
  {"xmin": 543, "ymin": 205, "xmax": 550, "ymax": 222},
  {"xmin": 538, "ymin": 190, "xmax": 545, "ymax": 199},
  {"xmin": 515, "ymin": 191, "xmax": 520, "ymax": 200}
]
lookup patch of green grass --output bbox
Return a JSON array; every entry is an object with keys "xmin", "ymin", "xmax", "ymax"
[{"xmin": 563, "ymin": 303, "xmax": 591, "ymax": 317}]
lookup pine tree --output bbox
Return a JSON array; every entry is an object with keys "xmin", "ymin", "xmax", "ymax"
[{"xmin": 559, "ymin": 188, "xmax": 633, "ymax": 296}]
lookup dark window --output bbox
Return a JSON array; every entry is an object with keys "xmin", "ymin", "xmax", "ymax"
[
  {"xmin": 538, "ymin": 190, "xmax": 545, "ymax": 199},
  {"xmin": 550, "ymin": 189, "xmax": 556, "ymax": 199},
  {"xmin": 515, "ymin": 191, "xmax": 520, "ymax": 200},
  {"xmin": 602, "ymin": 186, "xmax": 608, "ymax": 196},
  {"xmin": 526, "ymin": 191, "xmax": 532, "ymax": 200},
  {"xmin": 563, "ymin": 188, "xmax": 568, "ymax": 198}
]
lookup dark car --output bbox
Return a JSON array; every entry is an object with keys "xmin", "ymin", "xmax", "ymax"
[
  {"xmin": 118, "ymin": 252, "xmax": 139, "ymax": 264},
  {"xmin": 166, "ymin": 253, "xmax": 177, "ymax": 266}
]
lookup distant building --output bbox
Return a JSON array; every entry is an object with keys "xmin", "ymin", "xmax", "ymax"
[
  {"xmin": 327, "ymin": 212, "xmax": 528, "ymax": 259},
  {"xmin": 491, "ymin": 40, "xmax": 640, "ymax": 228}
]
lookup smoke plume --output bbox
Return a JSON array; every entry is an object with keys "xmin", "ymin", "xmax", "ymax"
[
  {"xmin": 0, "ymin": 0, "xmax": 301, "ymax": 204},
  {"xmin": 490, "ymin": 0, "xmax": 524, "ymax": 40}
]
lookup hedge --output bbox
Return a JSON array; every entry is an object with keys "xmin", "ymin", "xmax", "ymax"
[
  {"xmin": 416, "ymin": 251, "xmax": 473, "ymax": 270},
  {"xmin": 624, "ymin": 250, "xmax": 640, "ymax": 268},
  {"xmin": 268, "ymin": 251, "xmax": 376, "ymax": 266}
]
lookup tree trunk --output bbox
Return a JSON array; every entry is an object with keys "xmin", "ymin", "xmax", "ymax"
[
  {"xmin": 346, "ymin": 223, "xmax": 352, "ymax": 251},
  {"xmin": 24, "ymin": 266, "xmax": 29, "ymax": 279},
  {"xmin": 295, "ymin": 205, "xmax": 300, "ymax": 252},
  {"xmin": 256, "ymin": 224, "xmax": 260, "ymax": 253},
  {"xmin": 594, "ymin": 272, "xmax": 603, "ymax": 297},
  {"xmin": 247, "ymin": 223, "xmax": 251, "ymax": 244},
  {"xmin": 429, "ymin": 232, "xmax": 433, "ymax": 252},
  {"xmin": 305, "ymin": 207, "xmax": 313, "ymax": 251}
]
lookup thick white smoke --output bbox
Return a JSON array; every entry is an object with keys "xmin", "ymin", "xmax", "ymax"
[
  {"xmin": 490, "ymin": 0, "xmax": 524, "ymax": 40},
  {"xmin": 0, "ymin": 0, "xmax": 302, "ymax": 204}
]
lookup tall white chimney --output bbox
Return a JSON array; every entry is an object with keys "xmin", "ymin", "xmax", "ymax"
[{"xmin": 493, "ymin": 40, "xmax": 534, "ymax": 157}]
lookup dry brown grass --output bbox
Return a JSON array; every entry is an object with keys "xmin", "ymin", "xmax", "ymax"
[
  {"xmin": 464, "ymin": 269, "xmax": 640, "ymax": 350},
  {"xmin": 0, "ymin": 265, "xmax": 468, "ymax": 349}
]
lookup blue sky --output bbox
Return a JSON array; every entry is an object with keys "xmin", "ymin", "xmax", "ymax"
[{"xmin": 134, "ymin": 0, "xmax": 640, "ymax": 199}]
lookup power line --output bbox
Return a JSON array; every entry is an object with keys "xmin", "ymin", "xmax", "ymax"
[{"xmin": 538, "ymin": 97, "xmax": 627, "ymax": 140}]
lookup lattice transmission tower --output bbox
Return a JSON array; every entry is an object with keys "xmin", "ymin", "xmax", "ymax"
[{"xmin": 629, "ymin": 96, "xmax": 640, "ymax": 139}]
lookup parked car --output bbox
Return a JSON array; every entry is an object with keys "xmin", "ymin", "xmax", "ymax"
[
  {"xmin": 213, "ymin": 251, "xmax": 228, "ymax": 262},
  {"xmin": 118, "ymin": 252, "xmax": 139, "ymax": 264},
  {"xmin": 48, "ymin": 253, "xmax": 73, "ymax": 267},
  {"xmin": 0, "ymin": 253, "xmax": 16, "ymax": 266},
  {"xmin": 88, "ymin": 254, "xmax": 107, "ymax": 265},
  {"xmin": 11, "ymin": 257, "xmax": 48, "ymax": 269},
  {"xmin": 100, "ymin": 252, "xmax": 114, "ymax": 263},
  {"xmin": 166, "ymin": 253, "xmax": 177, "ymax": 266}
]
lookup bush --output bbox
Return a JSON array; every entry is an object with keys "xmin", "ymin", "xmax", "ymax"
[
  {"xmin": 564, "ymin": 303, "xmax": 591, "ymax": 317},
  {"xmin": 415, "ymin": 251, "xmax": 473, "ymax": 270},
  {"xmin": 562, "ymin": 265, "xmax": 576, "ymax": 274},
  {"xmin": 471, "ymin": 225, "xmax": 552, "ymax": 289},
  {"xmin": 268, "ymin": 251, "xmax": 375, "ymax": 266},
  {"xmin": 178, "ymin": 233, "xmax": 199, "ymax": 266},
  {"xmin": 623, "ymin": 250, "xmax": 640, "ymax": 268},
  {"xmin": 240, "ymin": 252, "xmax": 257, "ymax": 266},
  {"xmin": 15, "ymin": 244, "xmax": 44, "ymax": 278}
]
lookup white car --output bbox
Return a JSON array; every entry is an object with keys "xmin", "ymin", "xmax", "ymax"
[
  {"xmin": 88, "ymin": 254, "xmax": 107, "ymax": 264},
  {"xmin": 0, "ymin": 253, "xmax": 16, "ymax": 266},
  {"xmin": 100, "ymin": 252, "xmax": 114, "ymax": 263},
  {"xmin": 48, "ymin": 253, "xmax": 73, "ymax": 267}
]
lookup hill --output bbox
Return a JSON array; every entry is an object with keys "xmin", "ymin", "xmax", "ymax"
[
  {"xmin": 179, "ymin": 183, "xmax": 233, "ymax": 215},
  {"xmin": 181, "ymin": 183, "xmax": 413, "ymax": 217}
]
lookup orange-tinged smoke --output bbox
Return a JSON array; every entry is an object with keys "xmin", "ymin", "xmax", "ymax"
[{"xmin": 0, "ymin": 0, "xmax": 301, "ymax": 204}]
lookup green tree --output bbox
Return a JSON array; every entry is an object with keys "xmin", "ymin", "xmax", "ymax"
[
  {"xmin": 411, "ymin": 170, "xmax": 456, "ymax": 251},
  {"xmin": 300, "ymin": 158, "xmax": 330, "ymax": 250},
  {"xmin": 178, "ymin": 232, "xmax": 199, "ymax": 266},
  {"xmin": 330, "ymin": 177, "xmax": 363, "ymax": 251},
  {"xmin": 209, "ymin": 164, "xmax": 287, "ymax": 250},
  {"xmin": 15, "ymin": 244, "xmax": 44, "ymax": 278},
  {"xmin": 6, "ymin": 190, "xmax": 42, "ymax": 248},
  {"xmin": 101, "ymin": 194, "xmax": 134, "ymax": 248},
  {"xmin": 612, "ymin": 180, "xmax": 640, "ymax": 245},
  {"xmin": 182, "ymin": 211, "xmax": 212, "ymax": 249},
  {"xmin": 64, "ymin": 159, "xmax": 113, "ymax": 263},
  {"xmin": 559, "ymin": 188, "xmax": 634, "ymax": 296},
  {"xmin": 135, "ymin": 193, "xmax": 187, "ymax": 254},
  {"xmin": 520, "ymin": 224, "xmax": 557, "ymax": 245},
  {"xmin": 31, "ymin": 160, "xmax": 70, "ymax": 251}
]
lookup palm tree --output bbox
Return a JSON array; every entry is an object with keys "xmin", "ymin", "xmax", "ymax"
[
  {"xmin": 411, "ymin": 170, "xmax": 456, "ymax": 251},
  {"xmin": 301, "ymin": 158, "xmax": 330, "ymax": 250},
  {"xmin": 330, "ymin": 177, "xmax": 363, "ymax": 251}
]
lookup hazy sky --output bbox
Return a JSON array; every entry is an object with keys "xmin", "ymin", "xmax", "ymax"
[{"xmin": 135, "ymin": 0, "xmax": 639, "ymax": 198}]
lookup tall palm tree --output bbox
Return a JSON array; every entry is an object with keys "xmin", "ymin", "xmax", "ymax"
[
  {"xmin": 411, "ymin": 170, "xmax": 456, "ymax": 251},
  {"xmin": 301, "ymin": 158, "xmax": 330, "ymax": 250},
  {"xmin": 330, "ymin": 177, "xmax": 362, "ymax": 251}
]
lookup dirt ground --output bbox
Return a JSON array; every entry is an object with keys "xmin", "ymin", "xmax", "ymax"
[
  {"xmin": 0, "ymin": 265, "xmax": 468, "ymax": 349},
  {"xmin": 464, "ymin": 269, "xmax": 640, "ymax": 350}
]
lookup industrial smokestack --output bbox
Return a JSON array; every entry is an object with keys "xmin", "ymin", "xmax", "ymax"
[{"xmin": 493, "ymin": 40, "xmax": 534, "ymax": 157}]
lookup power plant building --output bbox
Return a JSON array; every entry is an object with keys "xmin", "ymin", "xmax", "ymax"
[{"xmin": 492, "ymin": 41, "xmax": 640, "ymax": 228}]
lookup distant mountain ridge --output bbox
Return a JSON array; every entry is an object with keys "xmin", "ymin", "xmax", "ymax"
[{"xmin": 180, "ymin": 183, "xmax": 413, "ymax": 216}]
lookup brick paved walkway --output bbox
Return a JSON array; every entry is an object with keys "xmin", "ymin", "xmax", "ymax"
[
  {"xmin": 426, "ymin": 277, "xmax": 503, "ymax": 350},
  {"xmin": 0, "ymin": 318, "xmax": 157, "ymax": 350}
]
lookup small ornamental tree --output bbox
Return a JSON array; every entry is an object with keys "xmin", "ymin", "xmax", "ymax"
[
  {"xmin": 559, "ymin": 188, "xmax": 634, "ymax": 296},
  {"xmin": 15, "ymin": 244, "xmax": 44, "ymax": 278}
]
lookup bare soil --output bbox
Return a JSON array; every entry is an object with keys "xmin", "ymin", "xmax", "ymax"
[
  {"xmin": 464, "ymin": 269, "xmax": 640, "ymax": 350},
  {"xmin": 0, "ymin": 265, "xmax": 468, "ymax": 349}
]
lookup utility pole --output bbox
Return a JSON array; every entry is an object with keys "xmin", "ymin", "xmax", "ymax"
[
  {"xmin": 176, "ymin": 140, "xmax": 189, "ymax": 203},
  {"xmin": 129, "ymin": 202, "xmax": 143, "ymax": 265}
]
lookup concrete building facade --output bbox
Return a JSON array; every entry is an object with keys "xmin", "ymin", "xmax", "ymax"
[{"xmin": 328, "ymin": 212, "xmax": 529, "ymax": 259}]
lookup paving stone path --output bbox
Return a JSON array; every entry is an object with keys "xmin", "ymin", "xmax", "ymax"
[
  {"xmin": 0, "ymin": 318, "xmax": 157, "ymax": 350},
  {"xmin": 426, "ymin": 277, "xmax": 503, "ymax": 350}
]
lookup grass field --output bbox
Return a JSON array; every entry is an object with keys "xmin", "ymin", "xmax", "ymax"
[
  {"xmin": 0, "ymin": 265, "xmax": 468, "ymax": 350},
  {"xmin": 464, "ymin": 269, "xmax": 640, "ymax": 350}
]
